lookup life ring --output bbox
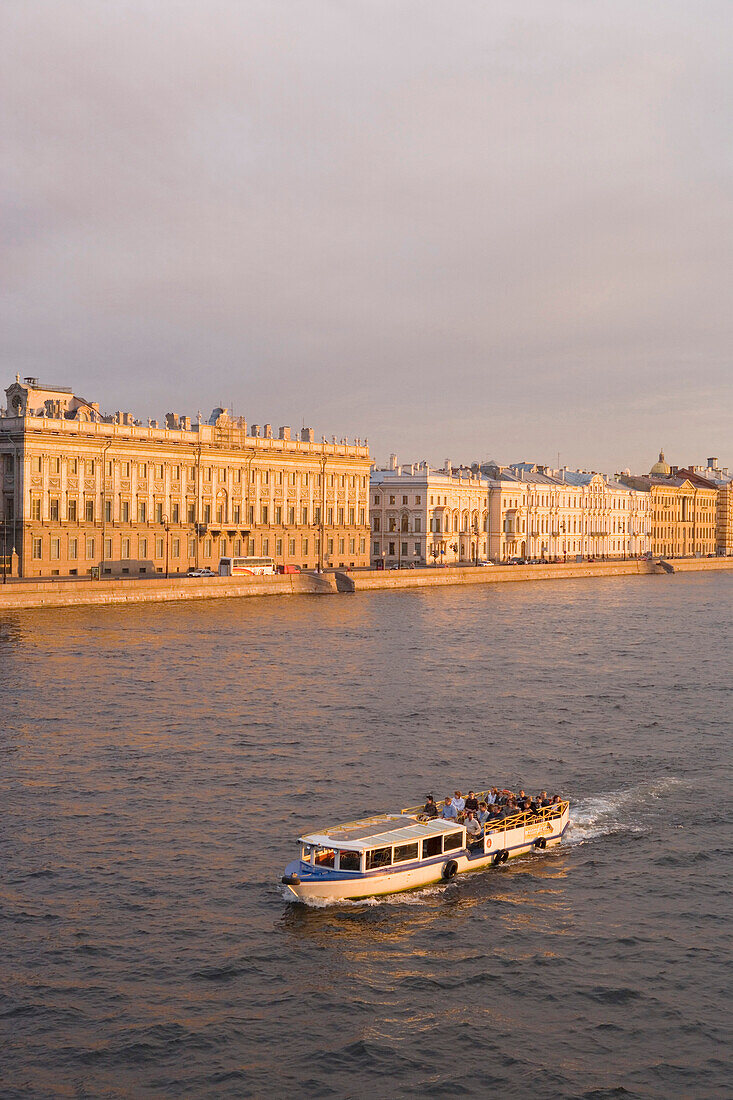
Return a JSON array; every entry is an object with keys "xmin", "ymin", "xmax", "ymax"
[
  {"xmin": 442, "ymin": 859, "xmax": 458, "ymax": 881},
  {"xmin": 493, "ymin": 850, "xmax": 509, "ymax": 866},
  {"xmin": 533, "ymin": 837, "xmax": 547, "ymax": 850},
  {"xmin": 500, "ymin": 850, "xmax": 509, "ymax": 863}
]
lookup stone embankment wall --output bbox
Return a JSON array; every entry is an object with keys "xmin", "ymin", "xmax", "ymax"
[
  {"xmin": 0, "ymin": 558, "xmax": 729, "ymax": 611},
  {"xmin": 342, "ymin": 560, "xmax": 658, "ymax": 591},
  {"xmin": 0, "ymin": 572, "xmax": 338, "ymax": 611},
  {"xmin": 342, "ymin": 558, "xmax": 732, "ymax": 591}
]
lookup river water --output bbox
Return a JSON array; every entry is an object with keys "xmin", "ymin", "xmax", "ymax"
[{"xmin": 1, "ymin": 572, "xmax": 731, "ymax": 1098}]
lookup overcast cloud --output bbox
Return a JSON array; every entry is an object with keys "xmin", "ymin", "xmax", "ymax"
[{"xmin": 2, "ymin": 0, "xmax": 731, "ymax": 471}]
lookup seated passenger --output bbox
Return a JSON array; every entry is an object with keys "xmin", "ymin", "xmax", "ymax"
[
  {"xmin": 451, "ymin": 790, "xmax": 465, "ymax": 814},
  {"xmin": 521, "ymin": 799, "xmax": 532, "ymax": 814},
  {"xmin": 539, "ymin": 790, "xmax": 550, "ymax": 806},
  {"xmin": 423, "ymin": 795, "xmax": 438, "ymax": 818},
  {"xmin": 489, "ymin": 804, "xmax": 503, "ymax": 822},
  {"xmin": 441, "ymin": 797, "xmax": 458, "ymax": 820},
  {"xmin": 487, "ymin": 788, "xmax": 498, "ymax": 804},
  {"xmin": 464, "ymin": 791, "xmax": 479, "ymax": 813},
  {"xmin": 464, "ymin": 811, "xmax": 483, "ymax": 848},
  {"xmin": 476, "ymin": 802, "xmax": 490, "ymax": 824},
  {"xmin": 516, "ymin": 789, "xmax": 527, "ymax": 804}
]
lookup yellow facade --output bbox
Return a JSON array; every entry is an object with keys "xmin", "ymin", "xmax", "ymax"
[
  {"xmin": 0, "ymin": 378, "xmax": 371, "ymax": 578},
  {"xmin": 626, "ymin": 480, "xmax": 717, "ymax": 559}
]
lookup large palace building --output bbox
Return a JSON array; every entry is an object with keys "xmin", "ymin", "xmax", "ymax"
[{"xmin": 0, "ymin": 376, "xmax": 371, "ymax": 578}]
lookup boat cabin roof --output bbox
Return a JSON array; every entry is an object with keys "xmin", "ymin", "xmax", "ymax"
[{"xmin": 299, "ymin": 813, "xmax": 459, "ymax": 850}]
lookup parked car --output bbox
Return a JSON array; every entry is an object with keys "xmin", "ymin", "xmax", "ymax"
[
  {"xmin": 477, "ymin": 560, "xmax": 494, "ymax": 566},
  {"xmin": 508, "ymin": 556, "xmax": 526, "ymax": 565},
  {"xmin": 277, "ymin": 564, "xmax": 301, "ymax": 574},
  {"xmin": 186, "ymin": 567, "xmax": 216, "ymax": 577}
]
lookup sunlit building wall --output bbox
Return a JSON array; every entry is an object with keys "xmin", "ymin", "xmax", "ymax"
[
  {"xmin": 371, "ymin": 459, "xmax": 489, "ymax": 566},
  {"xmin": 0, "ymin": 376, "xmax": 371, "ymax": 578}
]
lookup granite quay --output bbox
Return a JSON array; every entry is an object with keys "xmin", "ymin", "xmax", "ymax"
[{"xmin": 1, "ymin": 556, "xmax": 730, "ymax": 611}]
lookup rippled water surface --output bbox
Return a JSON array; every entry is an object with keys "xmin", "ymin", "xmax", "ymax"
[{"xmin": 1, "ymin": 573, "xmax": 731, "ymax": 1098}]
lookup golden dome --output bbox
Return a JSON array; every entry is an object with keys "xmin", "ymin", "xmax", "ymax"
[{"xmin": 650, "ymin": 450, "xmax": 671, "ymax": 476}]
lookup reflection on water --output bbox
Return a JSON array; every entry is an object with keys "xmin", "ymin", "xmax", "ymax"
[{"xmin": 1, "ymin": 573, "xmax": 731, "ymax": 1098}]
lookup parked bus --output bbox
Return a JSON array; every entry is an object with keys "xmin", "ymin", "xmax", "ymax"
[{"xmin": 218, "ymin": 556, "xmax": 276, "ymax": 576}]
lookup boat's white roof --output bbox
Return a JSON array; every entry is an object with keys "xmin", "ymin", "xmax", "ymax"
[{"xmin": 299, "ymin": 813, "xmax": 461, "ymax": 850}]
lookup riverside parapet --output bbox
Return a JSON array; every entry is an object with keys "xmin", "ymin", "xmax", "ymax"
[{"xmin": 0, "ymin": 558, "xmax": 730, "ymax": 611}]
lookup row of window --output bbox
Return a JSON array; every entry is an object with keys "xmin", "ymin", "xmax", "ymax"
[
  {"xmin": 305, "ymin": 830, "xmax": 464, "ymax": 871},
  {"xmin": 28, "ymin": 455, "xmax": 368, "ymax": 490},
  {"xmin": 374, "ymin": 540, "xmax": 489, "ymax": 558},
  {"xmin": 31, "ymin": 534, "xmax": 368, "ymax": 562},
  {"xmin": 29, "ymin": 497, "xmax": 367, "ymax": 527}
]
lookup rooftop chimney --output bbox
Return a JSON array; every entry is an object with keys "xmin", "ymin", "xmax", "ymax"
[{"xmin": 389, "ymin": 453, "xmax": 397, "ymax": 470}]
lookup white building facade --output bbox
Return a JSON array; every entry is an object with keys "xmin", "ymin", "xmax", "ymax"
[
  {"xmin": 485, "ymin": 463, "xmax": 652, "ymax": 561},
  {"xmin": 371, "ymin": 460, "xmax": 489, "ymax": 566}
]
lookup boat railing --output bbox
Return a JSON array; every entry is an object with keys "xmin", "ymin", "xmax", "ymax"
[
  {"xmin": 400, "ymin": 788, "xmax": 498, "ymax": 816},
  {"xmin": 484, "ymin": 801, "xmax": 569, "ymax": 834},
  {"xmin": 400, "ymin": 796, "xmax": 569, "ymax": 832}
]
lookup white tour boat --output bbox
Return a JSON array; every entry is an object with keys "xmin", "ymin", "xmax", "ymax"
[{"xmin": 281, "ymin": 792, "xmax": 570, "ymax": 903}]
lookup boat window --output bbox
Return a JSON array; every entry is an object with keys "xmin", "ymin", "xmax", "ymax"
[
  {"xmin": 393, "ymin": 842, "xmax": 419, "ymax": 863},
  {"xmin": 339, "ymin": 850, "xmax": 361, "ymax": 872},
  {"xmin": 300, "ymin": 845, "xmax": 314, "ymax": 864},
  {"xmin": 443, "ymin": 832, "xmax": 463, "ymax": 851},
  {"xmin": 366, "ymin": 847, "xmax": 392, "ymax": 870},
  {"xmin": 422, "ymin": 835, "xmax": 443, "ymax": 858},
  {"xmin": 314, "ymin": 847, "xmax": 335, "ymax": 868}
]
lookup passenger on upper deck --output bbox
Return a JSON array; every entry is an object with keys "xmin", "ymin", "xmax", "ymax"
[
  {"xmin": 476, "ymin": 802, "xmax": 490, "ymax": 824},
  {"xmin": 487, "ymin": 788, "xmax": 498, "ymax": 804},
  {"xmin": 464, "ymin": 791, "xmax": 479, "ymax": 813},
  {"xmin": 464, "ymin": 811, "xmax": 482, "ymax": 838},
  {"xmin": 441, "ymin": 798, "xmax": 458, "ymax": 820},
  {"xmin": 423, "ymin": 795, "xmax": 438, "ymax": 818},
  {"xmin": 451, "ymin": 791, "xmax": 465, "ymax": 813},
  {"xmin": 488, "ymin": 804, "xmax": 503, "ymax": 823}
]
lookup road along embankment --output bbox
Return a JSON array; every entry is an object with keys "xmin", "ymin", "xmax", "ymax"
[{"xmin": 0, "ymin": 558, "xmax": 730, "ymax": 612}]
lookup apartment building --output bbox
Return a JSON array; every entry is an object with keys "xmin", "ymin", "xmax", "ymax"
[
  {"xmin": 675, "ymin": 458, "xmax": 732, "ymax": 557},
  {"xmin": 371, "ymin": 458, "xmax": 489, "ymax": 566},
  {"xmin": 484, "ymin": 463, "xmax": 652, "ymax": 561},
  {"xmin": 0, "ymin": 376, "xmax": 371, "ymax": 578},
  {"xmin": 620, "ymin": 452, "xmax": 717, "ymax": 559}
]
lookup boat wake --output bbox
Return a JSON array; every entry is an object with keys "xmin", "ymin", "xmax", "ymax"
[{"xmin": 567, "ymin": 776, "xmax": 683, "ymax": 845}]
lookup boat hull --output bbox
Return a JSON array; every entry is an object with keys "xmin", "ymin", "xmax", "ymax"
[{"xmin": 283, "ymin": 807, "xmax": 569, "ymax": 903}]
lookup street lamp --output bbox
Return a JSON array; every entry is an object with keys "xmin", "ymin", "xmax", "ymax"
[
  {"xmin": 99, "ymin": 439, "xmax": 112, "ymax": 581},
  {"xmin": 163, "ymin": 514, "xmax": 170, "ymax": 578},
  {"xmin": 2, "ymin": 505, "xmax": 8, "ymax": 584}
]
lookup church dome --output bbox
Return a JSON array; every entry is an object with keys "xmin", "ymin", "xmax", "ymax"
[{"xmin": 650, "ymin": 450, "xmax": 671, "ymax": 476}]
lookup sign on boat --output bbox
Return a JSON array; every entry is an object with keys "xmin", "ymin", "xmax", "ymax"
[{"xmin": 281, "ymin": 791, "xmax": 570, "ymax": 903}]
